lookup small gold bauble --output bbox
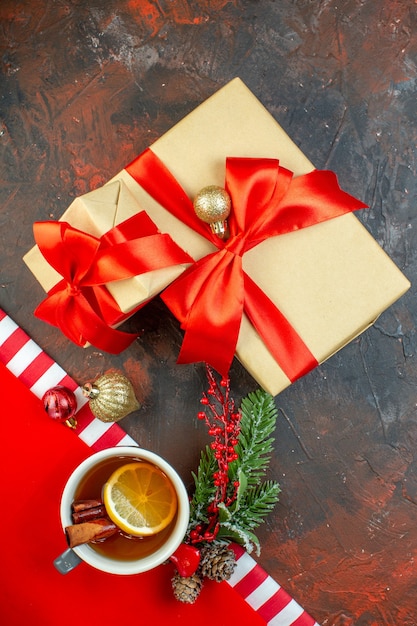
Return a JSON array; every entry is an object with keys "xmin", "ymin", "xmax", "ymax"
[
  {"xmin": 82, "ymin": 370, "xmax": 140, "ymax": 423},
  {"xmin": 193, "ymin": 185, "xmax": 231, "ymax": 239}
]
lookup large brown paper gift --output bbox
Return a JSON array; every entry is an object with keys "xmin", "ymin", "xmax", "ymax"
[
  {"xmin": 119, "ymin": 78, "xmax": 410, "ymax": 395},
  {"xmin": 24, "ymin": 78, "xmax": 410, "ymax": 394}
]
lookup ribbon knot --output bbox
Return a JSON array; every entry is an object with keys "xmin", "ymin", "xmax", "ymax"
[
  {"xmin": 126, "ymin": 149, "xmax": 367, "ymax": 379},
  {"xmin": 225, "ymin": 232, "xmax": 246, "ymax": 257},
  {"xmin": 66, "ymin": 284, "xmax": 81, "ymax": 298}
]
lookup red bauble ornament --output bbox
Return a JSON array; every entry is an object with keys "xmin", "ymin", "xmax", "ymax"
[
  {"xmin": 169, "ymin": 544, "xmax": 201, "ymax": 577},
  {"xmin": 42, "ymin": 386, "xmax": 77, "ymax": 428}
]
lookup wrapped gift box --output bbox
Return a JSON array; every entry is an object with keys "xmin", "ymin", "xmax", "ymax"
[
  {"xmin": 23, "ymin": 178, "xmax": 191, "ymax": 319},
  {"xmin": 24, "ymin": 78, "xmax": 410, "ymax": 394}
]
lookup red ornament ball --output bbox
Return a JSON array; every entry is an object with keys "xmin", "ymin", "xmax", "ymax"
[
  {"xmin": 42, "ymin": 386, "xmax": 77, "ymax": 423},
  {"xmin": 169, "ymin": 544, "xmax": 201, "ymax": 577}
]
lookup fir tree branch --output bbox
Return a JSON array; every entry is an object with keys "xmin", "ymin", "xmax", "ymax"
[
  {"xmin": 229, "ymin": 389, "xmax": 277, "ymax": 488},
  {"xmin": 188, "ymin": 445, "xmax": 217, "ymax": 528},
  {"xmin": 216, "ymin": 523, "xmax": 261, "ymax": 555},
  {"xmin": 231, "ymin": 481, "xmax": 281, "ymax": 530}
]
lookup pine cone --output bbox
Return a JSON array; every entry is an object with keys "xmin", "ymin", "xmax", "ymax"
[
  {"xmin": 172, "ymin": 572, "xmax": 203, "ymax": 604},
  {"xmin": 199, "ymin": 544, "xmax": 237, "ymax": 582}
]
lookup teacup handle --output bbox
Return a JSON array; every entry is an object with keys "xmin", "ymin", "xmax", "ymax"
[{"xmin": 53, "ymin": 548, "xmax": 83, "ymax": 574}]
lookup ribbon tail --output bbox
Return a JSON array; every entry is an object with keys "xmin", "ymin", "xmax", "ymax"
[
  {"xmin": 243, "ymin": 273, "xmax": 318, "ymax": 383},
  {"xmin": 35, "ymin": 291, "xmax": 138, "ymax": 354},
  {"xmin": 78, "ymin": 318, "xmax": 138, "ymax": 354},
  {"xmin": 162, "ymin": 252, "xmax": 244, "ymax": 376}
]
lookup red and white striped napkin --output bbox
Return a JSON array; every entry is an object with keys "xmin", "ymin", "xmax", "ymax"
[{"xmin": 0, "ymin": 308, "xmax": 319, "ymax": 626}]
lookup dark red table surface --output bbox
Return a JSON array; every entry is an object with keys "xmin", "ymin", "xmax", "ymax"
[{"xmin": 1, "ymin": 2, "xmax": 417, "ymax": 624}]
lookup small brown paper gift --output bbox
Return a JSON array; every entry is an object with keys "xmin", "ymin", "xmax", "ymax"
[{"xmin": 24, "ymin": 179, "xmax": 190, "ymax": 318}]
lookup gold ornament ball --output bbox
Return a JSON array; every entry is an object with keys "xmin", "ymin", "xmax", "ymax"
[
  {"xmin": 82, "ymin": 370, "xmax": 140, "ymax": 423},
  {"xmin": 193, "ymin": 185, "xmax": 231, "ymax": 238}
]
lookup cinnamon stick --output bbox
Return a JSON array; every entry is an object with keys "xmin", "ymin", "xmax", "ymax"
[
  {"xmin": 71, "ymin": 499, "xmax": 104, "ymax": 513},
  {"xmin": 71, "ymin": 505, "xmax": 107, "ymax": 524},
  {"xmin": 65, "ymin": 519, "xmax": 118, "ymax": 548}
]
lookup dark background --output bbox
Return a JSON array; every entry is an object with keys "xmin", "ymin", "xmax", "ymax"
[{"xmin": 1, "ymin": 2, "xmax": 417, "ymax": 624}]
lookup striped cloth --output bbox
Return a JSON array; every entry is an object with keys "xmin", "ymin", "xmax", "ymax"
[{"xmin": 0, "ymin": 307, "xmax": 319, "ymax": 626}]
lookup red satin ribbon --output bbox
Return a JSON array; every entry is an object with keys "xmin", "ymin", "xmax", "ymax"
[
  {"xmin": 126, "ymin": 149, "xmax": 367, "ymax": 380},
  {"xmin": 33, "ymin": 211, "xmax": 192, "ymax": 353}
]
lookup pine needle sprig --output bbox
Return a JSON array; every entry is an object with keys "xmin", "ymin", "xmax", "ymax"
[
  {"xmin": 188, "ymin": 445, "xmax": 217, "ymax": 529},
  {"xmin": 215, "ymin": 480, "xmax": 281, "ymax": 555},
  {"xmin": 228, "ymin": 481, "xmax": 281, "ymax": 531},
  {"xmin": 228, "ymin": 389, "xmax": 277, "ymax": 488}
]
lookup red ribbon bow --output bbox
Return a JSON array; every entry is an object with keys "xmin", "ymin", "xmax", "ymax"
[
  {"xmin": 127, "ymin": 149, "xmax": 366, "ymax": 382},
  {"xmin": 34, "ymin": 211, "xmax": 192, "ymax": 353}
]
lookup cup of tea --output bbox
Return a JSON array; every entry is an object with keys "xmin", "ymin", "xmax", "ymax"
[{"xmin": 54, "ymin": 446, "xmax": 190, "ymax": 575}]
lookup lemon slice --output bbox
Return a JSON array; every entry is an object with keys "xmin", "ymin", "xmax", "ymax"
[{"xmin": 103, "ymin": 461, "xmax": 177, "ymax": 537}]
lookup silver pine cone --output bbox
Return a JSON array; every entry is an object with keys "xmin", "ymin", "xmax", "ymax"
[
  {"xmin": 172, "ymin": 572, "xmax": 203, "ymax": 604},
  {"xmin": 199, "ymin": 544, "xmax": 237, "ymax": 582}
]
